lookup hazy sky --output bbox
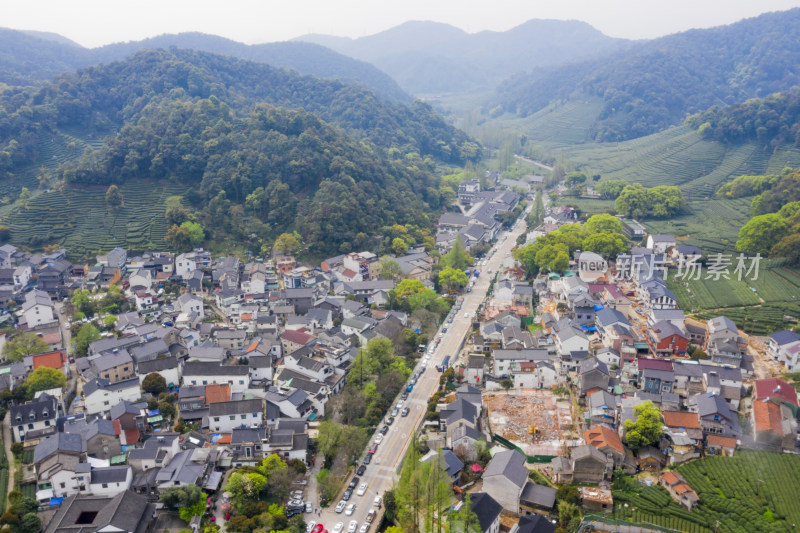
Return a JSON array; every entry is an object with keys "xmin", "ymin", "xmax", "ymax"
[{"xmin": 5, "ymin": 0, "xmax": 800, "ymax": 48}]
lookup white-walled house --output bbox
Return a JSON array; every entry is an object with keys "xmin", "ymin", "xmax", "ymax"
[
  {"xmin": 182, "ymin": 362, "xmax": 251, "ymax": 394},
  {"xmin": 137, "ymin": 357, "xmax": 181, "ymax": 388},
  {"xmin": 177, "ymin": 293, "xmax": 205, "ymax": 319},
  {"xmin": 83, "ymin": 378, "xmax": 142, "ymax": 416},
  {"xmin": 21, "ymin": 290, "xmax": 55, "ymax": 328},
  {"xmin": 89, "ymin": 466, "xmax": 132, "ymax": 496},
  {"xmin": 10, "ymin": 394, "xmax": 58, "ymax": 442},
  {"xmin": 206, "ymin": 399, "xmax": 264, "ymax": 432}
]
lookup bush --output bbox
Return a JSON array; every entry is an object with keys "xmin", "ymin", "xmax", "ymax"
[{"xmin": 10, "ymin": 443, "xmax": 23, "ymax": 457}]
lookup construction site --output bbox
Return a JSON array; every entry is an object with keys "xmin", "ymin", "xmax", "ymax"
[{"xmin": 484, "ymin": 389, "xmax": 574, "ymax": 457}]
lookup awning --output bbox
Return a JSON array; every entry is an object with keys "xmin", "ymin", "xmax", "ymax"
[
  {"xmin": 148, "ymin": 415, "xmax": 164, "ymax": 423},
  {"xmin": 203, "ymin": 471, "xmax": 223, "ymax": 491},
  {"xmin": 110, "ymin": 454, "xmax": 127, "ymax": 465}
]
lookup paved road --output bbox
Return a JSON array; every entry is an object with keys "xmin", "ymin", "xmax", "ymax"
[{"xmin": 313, "ymin": 211, "xmax": 530, "ymax": 533}]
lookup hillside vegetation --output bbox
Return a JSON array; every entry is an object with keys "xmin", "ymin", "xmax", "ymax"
[
  {"xmin": 495, "ymin": 8, "xmax": 800, "ymax": 141},
  {"xmin": 0, "ymin": 49, "xmax": 476, "ymax": 256}
]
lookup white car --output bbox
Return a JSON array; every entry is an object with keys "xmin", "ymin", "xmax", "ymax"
[
  {"xmin": 306, "ymin": 522, "xmax": 317, "ymax": 533},
  {"xmin": 345, "ymin": 503, "xmax": 357, "ymax": 516},
  {"xmin": 333, "ymin": 523, "xmax": 344, "ymax": 533},
  {"xmin": 396, "ymin": 400, "xmax": 404, "ymax": 409},
  {"xmin": 357, "ymin": 482, "xmax": 368, "ymax": 496},
  {"xmin": 373, "ymin": 495, "xmax": 382, "ymax": 507},
  {"xmin": 335, "ymin": 500, "xmax": 346, "ymax": 513},
  {"xmin": 359, "ymin": 524, "xmax": 370, "ymax": 533},
  {"xmin": 464, "ymin": 312, "xmax": 470, "ymax": 318},
  {"xmin": 348, "ymin": 521, "xmax": 358, "ymax": 533},
  {"xmin": 374, "ymin": 434, "xmax": 383, "ymax": 444}
]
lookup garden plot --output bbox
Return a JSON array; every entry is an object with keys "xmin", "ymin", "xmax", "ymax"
[{"xmin": 484, "ymin": 390, "xmax": 572, "ymax": 456}]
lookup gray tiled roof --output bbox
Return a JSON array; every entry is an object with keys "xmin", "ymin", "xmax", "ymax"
[
  {"xmin": 34, "ymin": 432, "xmax": 84, "ymax": 464},
  {"xmin": 90, "ymin": 466, "xmax": 130, "ymax": 484},
  {"xmin": 484, "ymin": 449, "xmax": 527, "ymax": 488}
]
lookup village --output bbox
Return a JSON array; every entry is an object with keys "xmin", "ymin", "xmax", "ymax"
[{"xmin": 0, "ymin": 177, "xmax": 797, "ymax": 533}]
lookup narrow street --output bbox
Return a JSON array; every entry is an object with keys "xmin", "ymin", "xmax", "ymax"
[{"xmin": 2, "ymin": 416, "xmax": 16, "ymax": 504}]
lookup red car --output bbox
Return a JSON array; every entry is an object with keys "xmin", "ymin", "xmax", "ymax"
[
  {"xmin": 369, "ymin": 443, "xmax": 378, "ymax": 454},
  {"xmin": 312, "ymin": 525, "xmax": 325, "ymax": 533}
]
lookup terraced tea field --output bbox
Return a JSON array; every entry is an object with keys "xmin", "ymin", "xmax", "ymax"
[
  {"xmin": 666, "ymin": 264, "xmax": 800, "ymax": 334},
  {"xmin": 613, "ymin": 451, "xmax": 800, "ymax": 533},
  {"xmin": 3, "ymin": 180, "xmax": 188, "ymax": 259}
]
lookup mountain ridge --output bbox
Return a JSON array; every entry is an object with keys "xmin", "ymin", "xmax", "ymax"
[
  {"xmin": 0, "ymin": 28, "xmax": 409, "ymax": 102},
  {"xmin": 295, "ymin": 18, "xmax": 630, "ymax": 95}
]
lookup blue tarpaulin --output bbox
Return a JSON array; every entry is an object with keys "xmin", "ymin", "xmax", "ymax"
[
  {"xmin": 593, "ymin": 304, "xmax": 604, "ymax": 311},
  {"xmin": 581, "ymin": 326, "xmax": 598, "ymax": 332},
  {"xmin": 414, "ymin": 328, "xmax": 421, "ymax": 334},
  {"xmin": 49, "ymin": 497, "xmax": 63, "ymax": 506},
  {"xmin": 147, "ymin": 409, "xmax": 160, "ymax": 417}
]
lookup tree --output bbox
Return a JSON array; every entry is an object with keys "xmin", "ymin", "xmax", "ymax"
[
  {"xmin": 500, "ymin": 379, "xmax": 514, "ymax": 393},
  {"xmin": 441, "ymin": 239, "xmax": 473, "ymax": 271},
  {"xmin": 71, "ymin": 288, "xmax": 94, "ymax": 317},
  {"xmin": 105, "ymin": 184, "xmax": 123, "ymax": 208},
  {"xmin": 378, "ymin": 257, "xmax": 403, "ymax": 280},
  {"xmin": 18, "ymin": 513, "xmax": 40, "ymax": 533},
  {"xmin": 103, "ymin": 315, "xmax": 117, "ymax": 329},
  {"xmin": 182, "ymin": 221, "xmax": 205, "ymax": 247},
  {"xmin": 596, "ymin": 179, "xmax": 628, "ymax": 199},
  {"xmin": 25, "ymin": 367, "xmax": 66, "ymax": 397},
  {"xmin": 623, "ymin": 400, "xmax": 663, "ymax": 451},
  {"xmin": 2, "ymin": 333, "xmax": 49, "ymax": 362},
  {"xmin": 736, "ymin": 213, "xmax": 789, "ymax": 254},
  {"xmin": 771, "ymin": 233, "xmax": 800, "ymax": 265},
  {"xmin": 582, "ymin": 232, "xmax": 629, "ymax": 258},
  {"xmin": 392, "ymin": 237, "xmax": 408, "ymax": 256},
  {"xmin": 142, "ymin": 373, "xmax": 167, "ymax": 395},
  {"xmin": 165, "ymin": 205, "xmax": 191, "ymax": 226},
  {"xmin": 438, "ymin": 266, "xmax": 468, "ymax": 294},
  {"xmin": 160, "ymin": 485, "xmax": 206, "ymax": 521},
  {"xmin": 165, "ymin": 224, "xmax": 193, "ymax": 252},
  {"xmin": 584, "ymin": 213, "xmax": 624, "ymax": 234},
  {"xmin": 274, "ymin": 231, "xmax": 303, "ymax": 255},
  {"xmin": 556, "ymin": 485, "xmax": 581, "ymax": 505},
  {"xmin": 74, "ymin": 323, "xmax": 100, "ymax": 357},
  {"xmin": 19, "ymin": 187, "xmax": 31, "ymax": 207}
]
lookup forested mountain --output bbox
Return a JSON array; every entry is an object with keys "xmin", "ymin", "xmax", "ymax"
[
  {"xmin": 0, "ymin": 28, "xmax": 408, "ymax": 102},
  {"xmin": 495, "ymin": 9, "xmax": 800, "ymax": 141},
  {"xmin": 296, "ymin": 19, "xmax": 629, "ymax": 95},
  {"xmin": 0, "ymin": 49, "xmax": 477, "ymax": 255}
]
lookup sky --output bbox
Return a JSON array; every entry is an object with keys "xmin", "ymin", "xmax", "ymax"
[{"xmin": 4, "ymin": 0, "xmax": 800, "ymax": 48}]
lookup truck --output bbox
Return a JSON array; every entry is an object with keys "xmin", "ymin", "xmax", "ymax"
[{"xmin": 440, "ymin": 355, "xmax": 451, "ymax": 372}]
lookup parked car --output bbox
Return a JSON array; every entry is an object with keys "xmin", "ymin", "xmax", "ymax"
[
  {"xmin": 401, "ymin": 407, "xmax": 410, "ymax": 417},
  {"xmin": 348, "ymin": 477, "xmax": 360, "ymax": 490},
  {"xmin": 368, "ymin": 444, "xmax": 377, "ymax": 455},
  {"xmin": 363, "ymin": 454, "xmax": 371, "ymax": 465},
  {"xmin": 310, "ymin": 524, "xmax": 323, "ymax": 533},
  {"xmin": 359, "ymin": 523, "xmax": 370, "ymax": 533},
  {"xmin": 347, "ymin": 521, "xmax": 358, "ymax": 533},
  {"xmin": 366, "ymin": 510, "xmax": 377, "ymax": 523},
  {"xmin": 391, "ymin": 408, "xmax": 399, "ymax": 417},
  {"xmin": 342, "ymin": 489, "xmax": 353, "ymax": 501},
  {"xmin": 333, "ymin": 523, "xmax": 344, "ymax": 533},
  {"xmin": 335, "ymin": 501, "xmax": 346, "ymax": 513},
  {"xmin": 373, "ymin": 496, "xmax": 382, "ymax": 507},
  {"xmin": 380, "ymin": 425, "xmax": 389, "ymax": 435},
  {"xmin": 356, "ymin": 482, "xmax": 368, "ymax": 496},
  {"xmin": 374, "ymin": 434, "xmax": 383, "ymax": 444},
  {"xmin": 345, "ymin": 503, "xmax": 356, "ymax": 516},
  {"xmin": 305, "ymin": 502, "xmax": 313, "ymax": 513},
  {"xmin": 357, "ymin": 465, "xmax": 366, "ymax": 476}
]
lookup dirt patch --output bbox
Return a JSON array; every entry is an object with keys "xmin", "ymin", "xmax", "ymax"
[{"xmin": 485, "ymin": 390, "xmax": 572, "ymax": 456}]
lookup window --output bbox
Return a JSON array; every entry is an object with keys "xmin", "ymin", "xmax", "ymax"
[
  {"xmin": 44, "ymin": 421, "xmax": 50, "ymax": 427},
  {"xmin": 60, "ymin": 483, "xmax": 66, "ymax": 489},
  {"xmin": 239, "ymin": 380, "xmax": 245, "ymax": 385},
  {"xmin": 230, "ymin": 416, "xmax": 236, "ymax": 421},
  {"xmin": 214, "ymin": 417, "xmax": 220, "ymax": 422},
  {"xmin": 28, "ymin": 423, "xmax": 33, "ymax": 430},
  {"xmin": 202, "ymin": 380, "xmax": 208, "ymax": 385},
  {"xmin": 241, "ymin": 415, "xmax": 246, "ymax": 420},
  {"xmin": 102, "ymin": 483, "xmax": 108, "ymax": 488}
]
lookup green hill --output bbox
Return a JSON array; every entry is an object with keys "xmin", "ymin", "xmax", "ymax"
[
  {"xmin": 494, "ymin": 8, "xmax": 800, "ymax": 141},
  {"xmin": 0, "ymin": 49, "xmax": 476, "ymax": 257}
]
